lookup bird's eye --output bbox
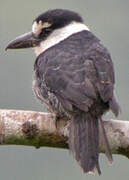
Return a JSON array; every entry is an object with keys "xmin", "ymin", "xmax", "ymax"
[
  {"xmin": 44, "ymin": 28, "xmax": 51, "ymax": 33},
  {"xmin": 38, "ymin": 28, "xmax": 52, "ymax": 38}
]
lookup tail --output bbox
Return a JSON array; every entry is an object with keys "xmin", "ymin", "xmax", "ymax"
[
  {"xmin": 68, "ymin": 112, "xmax": 101, "ymax": 175},
  {"xmin": 99, "ymin": 117, "xmax": 113, "ymax": 163}
]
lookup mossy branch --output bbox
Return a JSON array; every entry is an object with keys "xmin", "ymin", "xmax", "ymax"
[{"xmin": 0, "ymin": 109, "xmax": 129, "ymax": 158}]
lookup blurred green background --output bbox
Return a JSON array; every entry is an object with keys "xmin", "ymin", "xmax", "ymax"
[{"xmin": 1, "ymin": 0, "xmax": 129, "ymax": 179}]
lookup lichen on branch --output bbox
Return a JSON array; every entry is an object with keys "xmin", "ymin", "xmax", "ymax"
[{"xmin": 0, "ymin": 109, "xmax": 129, "ymax": 158}]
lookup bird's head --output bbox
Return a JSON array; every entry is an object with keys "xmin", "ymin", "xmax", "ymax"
[{"xmin": 6, "ymin": 9, "xmax": 89, "ymax": 56}]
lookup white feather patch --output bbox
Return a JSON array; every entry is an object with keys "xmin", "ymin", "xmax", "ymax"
[
  {"xmin": 32, "ymin": 21, "xmax": 51, "ymax": 36},
  {"xmin": 34, "ymin": 21, "xmax": 90, "ymax": 56}
]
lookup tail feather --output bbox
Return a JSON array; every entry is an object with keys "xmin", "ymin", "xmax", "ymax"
[
  {"xmin": 99, "ymin": 118, "xmax": 113, "ymax": 163},
  {"xmin": 69, "ymin": 117, "xmax": 81, "ymax": 161},
  {"xmin": 68, "ymin": 112, "xmax": 101, "ymax": 175}
]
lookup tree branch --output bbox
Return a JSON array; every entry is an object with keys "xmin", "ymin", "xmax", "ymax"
[{"xmin": 0, "ymin": 109, "xmax": 129, "ymax": 158}]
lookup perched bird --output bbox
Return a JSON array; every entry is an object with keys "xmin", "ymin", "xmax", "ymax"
[{"xmin": 6, "ymin": 9, "xmax": 120, "ymax": 175}]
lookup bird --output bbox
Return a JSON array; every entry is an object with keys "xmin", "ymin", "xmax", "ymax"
[{"xmin": 6, "ymin": 9, "xmax": 120, "ymax": 175}]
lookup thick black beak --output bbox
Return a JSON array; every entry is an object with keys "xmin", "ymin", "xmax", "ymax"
[{"xmin": 5, "ymin": 32, "xmax": 40, "ymax": 50}]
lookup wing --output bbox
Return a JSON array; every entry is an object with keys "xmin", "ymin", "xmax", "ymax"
[
  {"xmin": 35, "ymin": 32, "xmax": 115, "ymax": 112},
  {"xmin": 44, "ymin": 58, "xmax": 96, "ymax": 112},
  {"xmin": 43, "ymin": 47, "xmax": 114, "ymax": 112},
  {"xmin": 91, "ymin": 43, "xmax": 115, "ymax": 102}
]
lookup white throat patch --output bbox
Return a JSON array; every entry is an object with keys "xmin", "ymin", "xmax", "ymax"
[{"xmin": 34, "ymin": 22, "xmax": 90, "ymax": 56}]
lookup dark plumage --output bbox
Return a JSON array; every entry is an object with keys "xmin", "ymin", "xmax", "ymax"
[
  {"xmin": 35, "ymin": 9, "xmax": 83, "ymax": 29},
  {"xmin": 6, "ymin": 9, "xmax": 120, "ymax": 175},
  {"xmin": 33, "ymin": 30, "xmax": 119, "ymax": 174}
]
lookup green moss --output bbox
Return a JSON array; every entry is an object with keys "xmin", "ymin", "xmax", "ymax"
[{"xmin": 3, "ymin": 134, "xmax": 68, "ymax": 149}]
